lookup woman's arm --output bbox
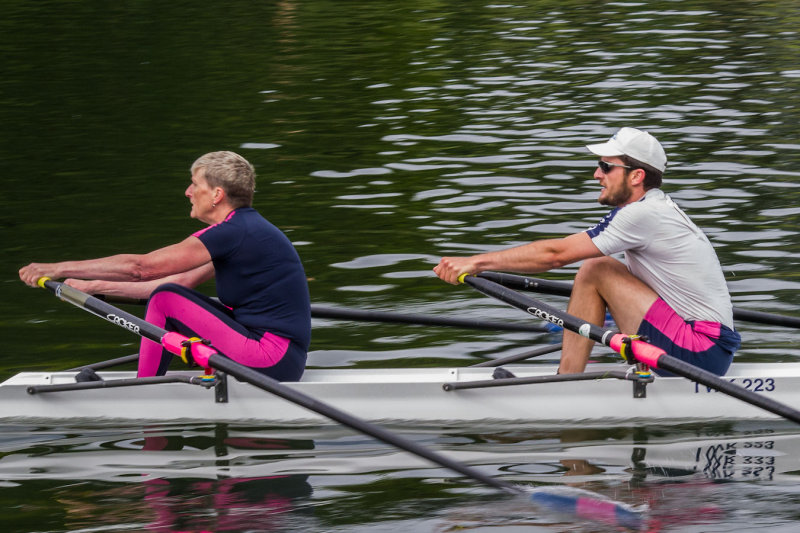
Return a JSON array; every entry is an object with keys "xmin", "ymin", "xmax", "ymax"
[
  {"xmin": 64, "ymin": 262, "xmax": 216, "ymax": 300},
  {"xmin": 19, "ymin": 236, "xmax": 212, "ymax": 287}
]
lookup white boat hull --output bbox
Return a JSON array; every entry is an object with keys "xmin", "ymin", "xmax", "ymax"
[{"xmin": 2, "ymin": 363, "xmax": 799, "ymax": 424}]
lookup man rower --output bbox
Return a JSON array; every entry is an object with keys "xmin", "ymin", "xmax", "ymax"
[{"xmin": 433, "ymin": 127, "xmax": 741, "ymax": 375}]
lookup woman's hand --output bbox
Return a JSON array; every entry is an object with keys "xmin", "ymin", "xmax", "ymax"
[
  {"xmin": 63, "ymin": 278, "xmax": 96, "ymax": 293},
  {"xmin": 19, "ymin": 263, "xmax": 59, "ymax": 287}
]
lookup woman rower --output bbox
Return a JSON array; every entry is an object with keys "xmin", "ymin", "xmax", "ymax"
[{"xmin": 19, "ymin": 151, "xmax": 311, "ymax": 381}]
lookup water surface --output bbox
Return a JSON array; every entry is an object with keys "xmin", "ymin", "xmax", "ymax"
[{"xmin": 2, "ymin": 1, "xmax": 800, "ymax": 531}]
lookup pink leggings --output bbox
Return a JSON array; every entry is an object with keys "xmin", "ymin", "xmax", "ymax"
[{"xmin": 138, "ymin": 283, "xmax": 306, "ymax": 381}]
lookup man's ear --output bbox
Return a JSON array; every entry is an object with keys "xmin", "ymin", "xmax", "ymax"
[{"xmin": 631, "ymin": 168, "xmax": 646, "ymax": 185}]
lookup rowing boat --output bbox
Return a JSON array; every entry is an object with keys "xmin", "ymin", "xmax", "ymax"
[
  {"xmin": 3, "ymin": 362, "xmax": 799, "ymax": 424},
  {"xmin": 7, "ymin": 281, "xmax": 800, "ymax": 529}
]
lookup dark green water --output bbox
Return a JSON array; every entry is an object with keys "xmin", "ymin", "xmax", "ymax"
[{"xmin": 3, "ymin": 1, "xmax": 800, "ymax": 531}]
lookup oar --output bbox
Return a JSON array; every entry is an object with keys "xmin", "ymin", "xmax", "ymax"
[
  {"xmin": 92, "ymin": 295, "xmax": 560, "ymax": 334},
  {"xmin": 478, "ymin": 272, "xmax": 573, "ymax": 297},
  {"xmin": 469, "ymin": 343, "xmax": 562, "ymax": 367},
  {"xmin": 34, "ymin": 277, "xmax": 515, "ymax": 494},
  {"xmin": 732, "ymin": 308, "xmax": 800, "ymax": 329},
  {"xmin": 66, "ymin": 353, "xmax": 139, "ymax": 371},
  {"xmin": 34, "ymin": 277, "xmax": 646, "ymax": 528},
  {"xmin": 459, "ymin": 274, "xmax": 800, "ymax": 425},
  {"xmin": 311, "ymin": 304, "xmax": 559, "ymax": 333},
  {"xmin": 478, "ymin": 271, "xmax": 800, "ymax": 329}
]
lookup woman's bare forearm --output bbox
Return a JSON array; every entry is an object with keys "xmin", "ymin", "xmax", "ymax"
[{"xmin": 64, "ymin": 263, "xmax": 215, "ymax": 300}]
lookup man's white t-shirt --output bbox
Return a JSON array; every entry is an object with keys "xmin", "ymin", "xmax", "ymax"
[{"xmin": 586, "ymin": 188, "xmax": 735, "ymax": 329}]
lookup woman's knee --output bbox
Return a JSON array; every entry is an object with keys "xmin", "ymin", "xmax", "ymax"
[{"xmin": 151, "ymin": 282, "xmax": 189, "ymax": 298}]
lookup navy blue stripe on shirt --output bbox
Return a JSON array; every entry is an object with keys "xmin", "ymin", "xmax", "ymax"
[{"xmin": 586, "ymin": 207, "xmax": 621, "ymax": 238}]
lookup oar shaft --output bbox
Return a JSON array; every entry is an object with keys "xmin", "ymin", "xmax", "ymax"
[
  {"xmin": 464, "ymin": 275, "xmax": 611, "ymax": 344},
  {"xmin": 732, "ymin": 308, "xmax": 800, "ymax": 329},
  {"xmin": 478, "ymin": 272, "xmax": 800, "ymax": 329},
  {"xmin": 311, "ymin": 305, "xmax": 555, "ymax": 333},
  {"xmin": 478, "ymin": 272, "xmax": 573, "ymax": 297},
  {"xmin": 40, "ymin": 278, "xmax": 167, "ymax": 343},
  {"xmin": 66, "ymin": 353, "xmax": 139, "ymax": 372},
  {"xmin": 85, "ymin": 297, "xmax": 559, "ymax": 333},
  {"xmin": 470, "ymin": 343, "xmax": 562, "ymax": 367}
]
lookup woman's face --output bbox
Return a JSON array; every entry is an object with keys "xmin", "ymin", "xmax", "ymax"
[{"xmin": 185, "ymin": 168, "xmax": 218, "ymax": 224}]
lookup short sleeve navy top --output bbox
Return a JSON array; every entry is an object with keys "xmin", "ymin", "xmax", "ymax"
[{"xmin": 193, "ymin": 207, "xmax": 311, "ymax": 350}]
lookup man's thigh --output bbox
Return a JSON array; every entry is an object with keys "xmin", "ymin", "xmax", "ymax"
[{"xmin": 576, "ymin": 257, "xmax": 658, "ymax": 333}]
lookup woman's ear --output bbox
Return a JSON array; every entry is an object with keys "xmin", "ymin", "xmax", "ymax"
[{"xmin": 213, "ymin": 187, "xmax": 225, "ymax": 204}]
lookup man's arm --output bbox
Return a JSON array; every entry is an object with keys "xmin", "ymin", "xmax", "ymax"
[{"xmin": 433, "ymin": 232, "xmax": 603, "ymax": 284}]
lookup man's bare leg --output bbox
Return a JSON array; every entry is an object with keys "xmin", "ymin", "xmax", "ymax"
[{"xmin": 559, "ymin": 257, "xmax": 659, "ymax": 373}]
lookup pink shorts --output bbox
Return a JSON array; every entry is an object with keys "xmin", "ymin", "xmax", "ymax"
[{"xmin": 637, "ymin": 298, "xmax": 740, "ymax": 376}]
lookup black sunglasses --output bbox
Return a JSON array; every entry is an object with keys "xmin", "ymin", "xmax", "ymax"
[{"xmin": 597, "ymin": 160, "xmax": 633, "ymax": 173}]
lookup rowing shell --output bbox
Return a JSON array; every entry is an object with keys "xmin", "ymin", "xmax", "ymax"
[{"xmin": 2, "ymin": 362, "xmax": 799, "ymax": 424}]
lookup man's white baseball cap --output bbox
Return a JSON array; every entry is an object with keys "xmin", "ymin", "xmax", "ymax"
[{"xmin": 586, "ymin": 127, "xmax": 667, "ymax": 173}]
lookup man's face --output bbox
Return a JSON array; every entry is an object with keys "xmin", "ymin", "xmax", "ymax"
[{"xmin": 594, "ymin": 158, "xmax": 633, "ymax": 207}]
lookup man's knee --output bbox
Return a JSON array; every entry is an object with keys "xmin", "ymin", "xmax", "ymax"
[{"xmin": 575, "ymin": 256, "xmax": 626, "ymax": 282}]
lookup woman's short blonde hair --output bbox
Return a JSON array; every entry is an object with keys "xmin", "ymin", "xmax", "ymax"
[{"xmin": 191, "ymin": 151, "xmax": 256, "ymax": 208}]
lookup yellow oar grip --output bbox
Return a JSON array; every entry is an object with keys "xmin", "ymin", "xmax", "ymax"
[
  {"xmin": 37, "ymin": 276, "xmax": 51, "ymax": 289},
  {"xmin": 457, "ymin": 273, "xmax": 471, "ymax": 284}
]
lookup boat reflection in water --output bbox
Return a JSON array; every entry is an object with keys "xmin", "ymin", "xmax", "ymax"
[{"xmin": 0, "ymin": 421, "xmax": 797, "ymax": 531}]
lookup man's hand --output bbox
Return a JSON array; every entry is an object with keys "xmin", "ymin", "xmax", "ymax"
[{"xmin": 433, "ymin": 256, "xmax": 480, "ymax": 285}]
